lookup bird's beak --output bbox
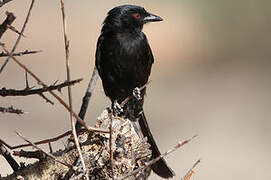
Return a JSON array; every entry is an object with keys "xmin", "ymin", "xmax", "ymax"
[{"xmin": 143, "ymin": 13, "xmax": 163, "ymax": 23}]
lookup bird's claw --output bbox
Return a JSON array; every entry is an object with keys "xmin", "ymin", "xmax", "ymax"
[
  {"xmin": 113, "ymin": 100, "xmax": 123, "ymax": 115},
  {"xmin": 133, "ymin": 87, "xmax": 142, "ymax": 100}
]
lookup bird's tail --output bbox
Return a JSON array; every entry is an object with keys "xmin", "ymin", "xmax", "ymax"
[{"xmin": 138, "ymin": 111, "xmax": 175, "ymax": 178}]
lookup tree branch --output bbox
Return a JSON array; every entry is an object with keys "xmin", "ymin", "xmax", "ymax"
[
  {"xmin": 117, "ymin": 135, "xmax": 198, "ymax": 180},
  {"xmin": 15, "ymin": 131, "xmax": 76, "ymax": 170},
  {"xmin": 77, "ymin": 67, "xmax": 99, "ymax": 123},
  {"xmin": 13, "ymin": 149, "xmax": 45, "ymax": 160},
  {"xmin": 0, "ymin": 128, "xmax": 87, "ymax": 150},
  {"xmin": 0, "ymin": 0, "xmax": 35, "ymax": 73},
  {"xmin": 38, "ymin": 92, "xmax": 54, "ymax": 105},
  {"xmin": 0, "ymin": 106, "xmax": 24, "ymax": 114},
  {"xmin": 7, "ymin": 24, "xmax": 26, "ymax": 37},
  {"xmin": 0, "ymin": 50, "xmax": 41, "ymax": 57},
  {"xmin": 0, "ymin": 143, "xmax": 20, "ymax": 171},
  {"xmin": 0, "ymin": 11, "xmax": 16, "ymax": 39},
  {"xmin": 1, "ymin": 110, "xmax": 153, "ymax": 179},
  {"xmin": 60, "ymin": 0, "xmax": 87, "ymax": 176},
  {"xmin": 0, "ymin": 78, "xmax": 83, "ymax": 97},
  {"xmin": 1, "ymin": 46, "xmax": 109, "ymax": 133},
  {"xmin": 181, "ymin": 159, "xmax": 201, "ymax": 180}
]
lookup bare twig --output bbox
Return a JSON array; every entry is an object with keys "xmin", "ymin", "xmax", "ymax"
[
  {"xmin": 38, "ymin": 92, "xmax": 54, "ymax": 105},
  {"xmin": 0, "ymin": 78, "xmax": 83, "ymax": 97},
  {"xmin": 0, "ymin": 129, "xmax": 86, "ymax": 150},
  {"xmin": 0, "ymin": 0, "xmax": 35, "ymax": 73},
  {"xmin": 0, "ymin": 143, "xmax": 20, "ymax": 171},
  {"xmin": 0, "ymin": 106, "xmax": 24, "ymax": 114},
  {"xmin": 0, "ymin": 0, "xmax": 14, "ymax": 7},
  {"xmin": 117, "ymin": 135, "xmax": 198, "ymax": 180},
  {"xmin": 15, "ymin": 131, "xmax": 76, "ymax": 170},
  {"xmin": 0, "ymin": 11, "xmax": 16, "ymax": 39},
  {"xmin": 76, "ymin": 67, "xmax": 99, "ymax": 130},
  {"xmin": 109, "ymin": 113, "xmax": 115, "ymax": 179},
  {"xmin": 26, "ymin": 69, "xmax": 55, "ymax": 105},
  {"xmin": 48, "ymin": 142, "xmax": 53, "ymax": 153},
  {"xmin": 25, "ymin": 70, "xmax": 29, "ymax": 89},
  {"xmin": 181, "ymin": 159, "xmax": 201, "ymax": 180},
  {"xmin": 1, "ymin": 46, "xmax": 109, "ymax": 133},
  {"xmin": 60, "ymin": 0, "xmax": 87, "ymax": 176},
  {"xmin": 0, "ymin": 50, "xmax": 41, "ymax": 57},
  {"xmin": 7, "ymin": 24, "xmax": 26, "ymax": 37}
]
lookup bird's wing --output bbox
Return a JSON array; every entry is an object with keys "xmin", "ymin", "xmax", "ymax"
[
  {"xmin": 143, "ymin": 33, "xmax": 154, "ymax": 65},
  {"xmin": 95, "ymin": 34, "xmax": 104, "ymax": 75}
]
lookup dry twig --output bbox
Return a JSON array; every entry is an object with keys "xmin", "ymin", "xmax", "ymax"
[
  {"xmin": 0, "ymin": 50, "xmax": 41, "ymax": 57},
  {"xmin": 0, "ymin": 106, "xmax": 24, "ymax": 114},
  {"xmin": 0, "ymin": 0, "xmax": 35, "ymax": 73},
  {"xmin": 0, "ymin": 143, "xmax": 20, "ymax": 171},
  {"xmin": 0, "ymin": 78, "xmax": 83, "ymax": 97},
  {"xmin": 0, "ymin": 129, "xmax": 87, "ymax": 150},
  {"xmin": 181, "ymin": 159, "xmax": 201, "ymax": 180},
  {"xmin": 38, "ymin": 92, "xmax": 54, "ymax": 105},
  {"xmin": 60, "ymin": 0, "xmax": 87, "ymax": 176},
  {"xmin": 7, "ymin": 24, "xmax": 26, "ymax": 37},
  {"xmin": 0, "ymin": 11, "xmax": 16, "ymax": 39},
  {"xmin": 76, "ymin": 67, "xmax": 99, "ymax": 129},
  {"xmin": 15, "ymin": 131, "xmax": 76, "ymax": 170},
  {"xmin": 117, "ymin": 135, "xmax": 198, "ymax": 180},
  {"xmin": 1, "ymin": 46, "xmax": 109, "ymax": 133},
  {"xmin": 109, "ymin": 113, "xmax": 115, "ymax": 179}
]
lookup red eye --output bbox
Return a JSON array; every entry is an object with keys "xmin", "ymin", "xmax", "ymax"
[{"xmin": 134, "ymin": 13, "xmax": 140, "ymax": 19}]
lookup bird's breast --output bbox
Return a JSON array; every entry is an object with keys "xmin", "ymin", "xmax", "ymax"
[
  {"xmin": 98, "ymin": 32, "xmax": 152, "ymax": 101},
  {"xmin": 117, "ymin": 33, "xmax": 145, "ymax": 58}
]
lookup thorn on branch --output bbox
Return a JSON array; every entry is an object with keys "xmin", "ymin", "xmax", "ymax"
[{"xmin": 38, "ymin": 93, "xmax": 54, "ymax": 105}]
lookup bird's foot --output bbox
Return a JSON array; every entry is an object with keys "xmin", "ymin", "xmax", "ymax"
[
  {"xmin": 133, "ymin": 87, "xmax": 142, "ymax": 100},
  {"xmin": 113, "ymin": 100, "xmax": 123, "ymax": 115}
]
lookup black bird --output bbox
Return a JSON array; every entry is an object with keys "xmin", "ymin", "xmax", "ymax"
[{"xmin": 95, "ymin": 5, "xmax": 175, "ymax": 178}]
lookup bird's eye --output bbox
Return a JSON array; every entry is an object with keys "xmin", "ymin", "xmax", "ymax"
[{"xmin": 133, "ymin": 13, "xmax": 140, "ymax": 19}]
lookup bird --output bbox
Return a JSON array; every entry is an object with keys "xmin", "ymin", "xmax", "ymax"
[{"xmin": 95, "ymin": 5, "xmax": 175, "ymax": 178}]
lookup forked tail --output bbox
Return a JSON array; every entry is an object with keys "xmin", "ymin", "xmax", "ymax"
[{"xmin": 138, "ymin": 112, "xmax": 175, "ymax": 178}]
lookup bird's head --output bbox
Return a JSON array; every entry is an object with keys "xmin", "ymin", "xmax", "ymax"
[{"xmin": 102, "ymin": 5, "xmax": 163, "ymax": 33}]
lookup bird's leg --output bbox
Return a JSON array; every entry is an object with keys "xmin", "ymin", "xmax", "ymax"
[
  {"xmin": 133, "ymin": 87, "xmax": 142, "ymax": 100},
  {"xmin": 113, "ymin": 100, "xmax": 123, "ymax": 115}
]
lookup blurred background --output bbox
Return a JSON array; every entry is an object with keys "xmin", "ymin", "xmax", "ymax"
[{"xmin": 1, "ymin": 0, "xmax": 271, "ymax": 179}]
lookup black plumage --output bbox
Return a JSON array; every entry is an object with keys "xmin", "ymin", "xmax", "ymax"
[{"xmin": 96, "ymin": 5, "xmax": 175, "ymax": 178}]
